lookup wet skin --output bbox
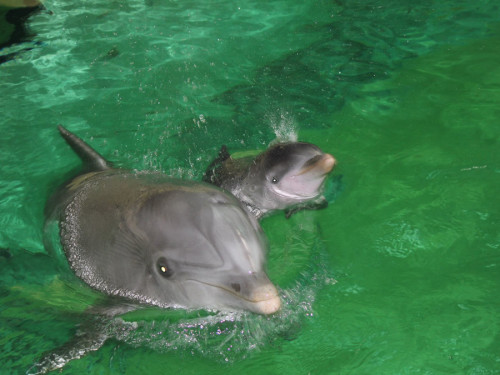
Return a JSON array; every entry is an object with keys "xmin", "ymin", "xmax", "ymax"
[{"xmin": 203, "ymin": 142, "xmax": 336, "ymax": 219}]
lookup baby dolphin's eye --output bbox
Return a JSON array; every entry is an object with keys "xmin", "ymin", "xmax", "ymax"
[
  {"xmin": 271, "ymin": 177, "xmax": 279, "ymax": 184},
  {"xmin": 157, "ymin": 257, "xmax": 173, "ymax": 278}
]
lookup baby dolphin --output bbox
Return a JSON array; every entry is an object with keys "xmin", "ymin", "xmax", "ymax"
[
  {"xmin": 45, "ymin": 126, "xmax": 280, "ymax": 315},
  {"xmin": 203, "ymin": 142, "xmax": 336, "ymax": 219}
]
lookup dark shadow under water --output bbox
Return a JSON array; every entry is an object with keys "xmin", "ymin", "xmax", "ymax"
[{"xmin": 0, "ymin": 4, "xmax": 43, "ymax": 64}]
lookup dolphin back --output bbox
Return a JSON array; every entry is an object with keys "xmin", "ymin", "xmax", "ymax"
[{"xmin": 58, "ymin": 125, "xmax": 111, "ymax": 171}]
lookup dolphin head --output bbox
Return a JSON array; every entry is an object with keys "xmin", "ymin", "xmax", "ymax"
[
  {"xmin": 249, "ymin": 142, "xmax": 335, "ymax": 209},
  {"xmin": 125, "ymin": 187, "xmax": 281, "ymax": 315}
]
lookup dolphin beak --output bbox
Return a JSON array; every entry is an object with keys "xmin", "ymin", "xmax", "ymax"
[
  {"xmin": 249, "ymin": 283, "xmax": 281, "ymax": 314},
  {"xmin": 193, "ymin": 277, "xmax": 281, "ymax": 315},
  {"xmin": 320, "ymin": 153, "xmax": 336, "ymax": 173},
  {"xmin": 297, "ymin": 153, "xmax": 336, "ymax": 176}
]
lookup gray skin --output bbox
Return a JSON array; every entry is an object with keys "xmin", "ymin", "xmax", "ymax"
[
  {"xmin": 45, "ymin": 126, "xmax": 280, "ymax": 315},
  {"xmin": 203, "ymin": 142, "xmax": 336, "ymax": 219}
]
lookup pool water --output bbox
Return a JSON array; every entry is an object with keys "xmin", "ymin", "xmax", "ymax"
[{"xmin": 1, "ymin": 0, "xmax": 499, "ymax": 374}]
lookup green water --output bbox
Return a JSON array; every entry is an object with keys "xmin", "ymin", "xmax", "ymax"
[{"xmin": 1, "ymin": 0, "xmax": 499, "ymax": 374}]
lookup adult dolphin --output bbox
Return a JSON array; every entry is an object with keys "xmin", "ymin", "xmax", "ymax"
[
  {"xmin": 203, "ymin": 142, "xmax": 336, "ymax": 219},
  {"xmin": 45, "ymin": 126, "xmax": 280, "ymax": 315}
]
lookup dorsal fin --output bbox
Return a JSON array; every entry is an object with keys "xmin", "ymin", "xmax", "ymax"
[
  {"xmin": 218, "ymin": 145, "xmax": 230, "ymax": 161},
  {"xmin": 58, "ymin": 125, "xmax": 112, "ymax": 171},
  {"xmin": 202, "ymin": 145, "xmax": 230, "ymax": 184}
]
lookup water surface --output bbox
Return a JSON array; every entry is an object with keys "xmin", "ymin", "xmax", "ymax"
[{"xmin": 1, "ymin": 0, "xmax": 499, "ymax": 374}]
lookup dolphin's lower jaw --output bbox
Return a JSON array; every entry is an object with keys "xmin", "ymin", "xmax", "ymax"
[
  {"xmin": 272, "ymin": 186, "xmax": 319, "ymax": 200},
  {"xmin": 188, "ymin": 280, "xmax": 281, "ymax": 315}
]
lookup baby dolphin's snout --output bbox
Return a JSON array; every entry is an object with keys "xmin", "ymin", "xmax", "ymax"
[
  {"xmin": 320, "ymin": 153, "xmax": 336, "ymax": 173},
  {"xmin": 298, "ymin": 153, "xmax": 336, "ymax": 176}
]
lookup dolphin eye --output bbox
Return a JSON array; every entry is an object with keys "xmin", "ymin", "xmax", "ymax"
[
  {"xmin": 271, "ymin": 177, "xmax": 279, "ymax": 184},
  {"xmin": 157, "ymin": 257, "xmax": 173, "ymax": 278}
]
